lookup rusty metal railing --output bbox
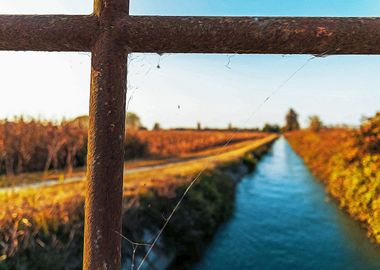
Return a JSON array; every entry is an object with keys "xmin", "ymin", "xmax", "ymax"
[{"xmin": 0, "ymin": 0, "xmax": 379, "ymax": 269}]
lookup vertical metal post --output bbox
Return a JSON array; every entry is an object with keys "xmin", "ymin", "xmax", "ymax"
[{"xmin": 84, "ymin": 0, "xmax": 129, "ymax": 269}]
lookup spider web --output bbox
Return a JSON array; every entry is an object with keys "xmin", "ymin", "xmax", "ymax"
[{"xmin": 119, "ymin": 52, "xmax": 325, "ymax": 270}]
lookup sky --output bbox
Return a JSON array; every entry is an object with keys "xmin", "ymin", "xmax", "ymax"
[{"xmin": 0, "ymin": 1, "xmax": 380, "ymax": 129}]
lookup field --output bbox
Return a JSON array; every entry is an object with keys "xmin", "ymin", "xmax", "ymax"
[
  {"xmin": 134, "ymin": 130, "xmax": 265, "ymax": 156},
  {"xmin": 0, "ymin": 126, "xmax": 267, "ymax": 188},
  {"xmin": 286, "ymin": 127, "xmax": 380, "ymax": 244},
  {"xmin": 0, "ymin": 131, "xmax": 277, "ymax": 267}
]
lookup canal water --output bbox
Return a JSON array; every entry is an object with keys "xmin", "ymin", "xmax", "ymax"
[{"xmin": 194, "ymin": 137, "xmax": 380, "ymax": 270}]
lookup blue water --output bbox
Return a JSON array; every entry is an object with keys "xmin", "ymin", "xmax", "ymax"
[{"xmin": 194, "ymin": 137, "xmax": 380, "ymax": 270}]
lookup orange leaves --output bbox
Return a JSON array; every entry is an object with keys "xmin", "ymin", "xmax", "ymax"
[
  {"xmin": 134, "ymin": 130, "xmax": 266, "ymax": 157},
  {"xmin": 286, "ymin": 126, "xmax": 380, "ymax": 245},
  {"xmin": 0, "ymin": 117, "xmax": 88, "ymax": 176},
  {"xmin": 0, "ymin": 118, "xmax": 265, "ymax": 177},
  {"xmin": 357, "ymin": 112, "xmax": 380, "ymax": 154}
]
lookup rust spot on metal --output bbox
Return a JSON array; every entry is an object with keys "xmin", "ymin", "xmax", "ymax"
[{"xmin": 316, "ymin": 26, "xmax": 333, "ymax": 37}]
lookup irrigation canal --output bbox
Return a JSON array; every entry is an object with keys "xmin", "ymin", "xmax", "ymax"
[{"xmin": 193, "ymin": 137, "xmax": 380, "ymax": 270}]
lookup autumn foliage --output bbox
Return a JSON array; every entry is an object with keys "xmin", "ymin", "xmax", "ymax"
[
  {"xmin": 0, "ymin": 117, "xmax": 87, "ymax": 176},
  {"xmin": 134, "ymin": 130, "xmax": 266, "ymax": 157},
  {"xmin": 0, "ymin": 133, "xmax": 275, "ymax": 268},
  {"xmin": 356, "ymin": 112, "xmax": 380, "ymax": 155},
  {"xmin": 286, "ymin": 113, "xmax": 380, "ymax": 244},
  {"xmin": 0, "ymin": 117, "xmax": 266, "ymax": 177}
]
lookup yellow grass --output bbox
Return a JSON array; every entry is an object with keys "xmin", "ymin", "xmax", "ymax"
[
  {"xmin": 0, "ymin": 134, "xmax": 277, "ymax": 231},
  {"xmin": 0, "ymin": 133, "xmax": 267, "ymax": 189}
]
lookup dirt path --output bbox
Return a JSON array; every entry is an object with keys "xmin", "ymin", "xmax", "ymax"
[
  {"xmin": 0, "ymin": 135, "xmax": 278, "ymax": 194},
  {"xmin": 0, "ymin": 158, "xmax": 197, "ymax": 193}
]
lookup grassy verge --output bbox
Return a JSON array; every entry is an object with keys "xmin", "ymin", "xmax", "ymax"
[
  {"xmin": 286, "ymin": 129, "xmax": 380, "ymax": 244},
  {"xmin": 0, "ymin": 136, "xmax": 269, "ymax": 189},
  {"xmin": 0, "ymin": 135, "xmax": 277, "ymax": 269}
]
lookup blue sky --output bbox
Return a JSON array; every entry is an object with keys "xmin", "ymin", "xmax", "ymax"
[{"xmin": 0, "ymin": 1, "xmax": 380, "ymax": 129}]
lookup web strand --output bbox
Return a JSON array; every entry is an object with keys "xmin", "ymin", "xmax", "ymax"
[{"xmin": 122, "ymin": 54, "xmax": 321, "ymax": 270}]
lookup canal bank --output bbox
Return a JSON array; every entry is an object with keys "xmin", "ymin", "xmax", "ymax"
[
  {"xmin": 0, "ymin": 136, "xmax": 276, "ymax": 270},
  {"xmin": 120, "ymin": 137, "xmax": 277, "ymax": 270},
  {"xmin": 193, "ymin": 137, "xmax": 380, "ymax": 270}
]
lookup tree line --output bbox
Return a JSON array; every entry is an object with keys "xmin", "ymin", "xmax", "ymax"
[
  {"xmin": 0, "ymin": 116, "xmax": 88, "ymax": 176},
  {"xmin": 0, "ymin": 112, "xmax": 263, "ymax": 176},
  {"xmin": 261, "ymin": 108, "xmax": 323, "ymax": 133},
  {"xmin": 286, "ymin": 111, "xmax": 380, "ymax": 244},
  {"xmin": 0, "ymin": 113, "xmax": 151, "ymax": 176},
  {"xmin": 0, "ymin": 108, "xmax": 325, "ymax": 176}
]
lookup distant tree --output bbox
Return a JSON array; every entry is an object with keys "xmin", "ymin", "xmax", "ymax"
[
  {"xmin": 197, "ymin": 122, "xmax": 202, "ymax": 130},
  {"xmin": 308, "ymin": 115, "xmax": 323, "ymax": 132},
  {"xmin": 2, "ymin": 120, "xmax": 16, "ymax": 176},
  {"xmin": 126, "ymin": 112, "xmax": 142, "ymax": 131},
  {"xmin": 44, "ymin": 123, "xmax": 65, "ymax": 172},
  {"xmin": 61, "ymin": 121, "xmax": 87, "ymax": 175},
  {"xmin": 262, "ymin": 123, "xmax": 281, "ymax": 133},
  {"xmin": 0, "ymin": 117, "xmax": 89, "ymax": 175},
  {"xmin": 153, "ymin": 122, "xmax": 161, "ymax": 131},
  {"xmin": 228, "ymin": 123, "xmax": 233, "ymax": 130},
  {"xmin": 284, "ymin": 108, "xmax": 300, "ymax": 132},
  {"xmin": 17, "ymin": 118, "xmax": 40, "ymax": 173}
]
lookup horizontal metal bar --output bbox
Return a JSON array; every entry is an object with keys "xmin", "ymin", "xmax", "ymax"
[
  {"xmin": 0, "ymin": 15, "xmax": 98, "ymax": 51},
  {"xmin": 118, "ymin": 16, "xmax": 380, "ymax": 55},
  {"xmin": 1, "ymin": 15, "xmax": 380, "ymax": 54}
]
